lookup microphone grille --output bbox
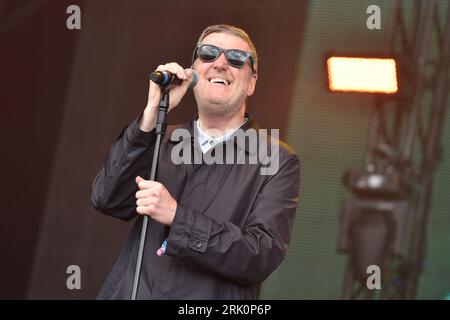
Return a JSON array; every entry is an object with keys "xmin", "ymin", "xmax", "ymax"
[{"xmin": 189, "ymin": 70, "xmax": 199, "ymax": 88}]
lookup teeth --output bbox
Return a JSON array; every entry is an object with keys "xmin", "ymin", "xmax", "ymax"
[{"xmin": 209, "ymin": 78, "xmax": 230, "ymax": 85}]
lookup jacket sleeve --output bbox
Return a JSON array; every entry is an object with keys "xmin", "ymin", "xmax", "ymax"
[
  {"xmin": 91, "ymin": 118, "xmax": 157, "ymax": 221},
  {"xmin": 165, "ymin": 153, "xmax": 301, "ymax": 285}
]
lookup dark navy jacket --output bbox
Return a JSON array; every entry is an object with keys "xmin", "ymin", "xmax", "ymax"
[{"xmin": 91, "ymin": 114, "xmax": 300, "ymax": 299}]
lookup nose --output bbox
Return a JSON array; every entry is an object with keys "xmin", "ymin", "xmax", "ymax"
[{"xmin": 212, "ymin": 52, "xmax": 229, "ymax": 70}]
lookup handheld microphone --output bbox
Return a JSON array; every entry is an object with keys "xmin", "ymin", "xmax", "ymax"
[{"xmin": 150, "ymin": 69, "xmax": 198, "ymax": 88}]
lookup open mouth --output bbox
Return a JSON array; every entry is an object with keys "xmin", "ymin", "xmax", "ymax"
[{"xmin": 207, "ymin": 78, "xmax": 231, "ymax": 85}]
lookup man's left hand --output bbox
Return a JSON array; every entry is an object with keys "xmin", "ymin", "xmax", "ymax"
[{"xmin": 135, "ymin": 176, "xmax": 177, "ymax": 226}]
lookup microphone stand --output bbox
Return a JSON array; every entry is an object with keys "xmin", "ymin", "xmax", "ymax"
[{"xmin": 131, "ymin": 86, "xmax": 170, "ymax": 300}]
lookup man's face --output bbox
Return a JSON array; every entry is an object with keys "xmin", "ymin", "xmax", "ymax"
[{"xmin": 193, "ymin": 32, "xmax": 257, "ymax": 118}]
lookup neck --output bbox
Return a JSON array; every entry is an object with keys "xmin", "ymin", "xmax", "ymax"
[{"xmin": 198, "ymin": 107, "xmax": 245, "ymax": 135}]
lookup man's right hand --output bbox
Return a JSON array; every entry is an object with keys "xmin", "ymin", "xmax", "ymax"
[{"xmin": 139, "ymin": 62, "xmax": 196, "ymax": 132}]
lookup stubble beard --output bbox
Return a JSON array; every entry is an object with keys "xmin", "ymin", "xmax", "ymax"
[{"xmin": 196, "ymin": 92, "xmax": 246, "ymax": 120}]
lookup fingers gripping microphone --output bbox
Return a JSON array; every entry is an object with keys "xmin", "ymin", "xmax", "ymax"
[{"xmin": 150, "ymin": 70, "xmax": 198, "ymax": 88}]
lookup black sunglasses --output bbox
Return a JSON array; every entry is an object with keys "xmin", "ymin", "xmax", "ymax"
[{"xmin": 193, "ymin": 43, "xmax": 256, "ymax": 73}]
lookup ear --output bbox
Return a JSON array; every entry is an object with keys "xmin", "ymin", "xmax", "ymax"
[{"xmin": 246, "ymin": 73, "xmax": 258, "ymax": 96}]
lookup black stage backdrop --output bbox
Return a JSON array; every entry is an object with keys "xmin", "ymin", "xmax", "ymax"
[{"xmin": 0, "ymin": 0, "xmax": 308, "ymax": 299}]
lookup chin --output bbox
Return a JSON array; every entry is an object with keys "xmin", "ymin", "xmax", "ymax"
[
  {"xmin": 201, "ymin": 103, "xmax": 233, "ymax": 117},
  {"xmin": 206, "ymin": 98, "xmax": 227, "ymax": 105}
]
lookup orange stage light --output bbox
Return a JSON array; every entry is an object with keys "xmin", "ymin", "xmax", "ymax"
[{"xmin": 327, "ymin": 57, "xmax": 398, "ymax": 94}]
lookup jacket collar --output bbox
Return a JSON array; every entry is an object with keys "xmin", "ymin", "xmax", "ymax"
[{"xmin": 169, "ymin": 113, "xmax": 260, "ymax": 155}]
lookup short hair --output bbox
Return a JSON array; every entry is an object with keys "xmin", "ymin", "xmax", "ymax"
[{"xmin": 194, "ymin": 24, "xmax": 258, "ymax": 73}]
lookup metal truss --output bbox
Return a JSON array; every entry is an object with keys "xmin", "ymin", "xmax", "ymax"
[{"xmin": 338, "ymin": 0, "xmax": 450, "ymax": 299}]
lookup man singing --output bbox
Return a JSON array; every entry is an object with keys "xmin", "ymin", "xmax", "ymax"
[{"xmin": 91, "ymin": 24, "xmax": 300, "ymax": 299}]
